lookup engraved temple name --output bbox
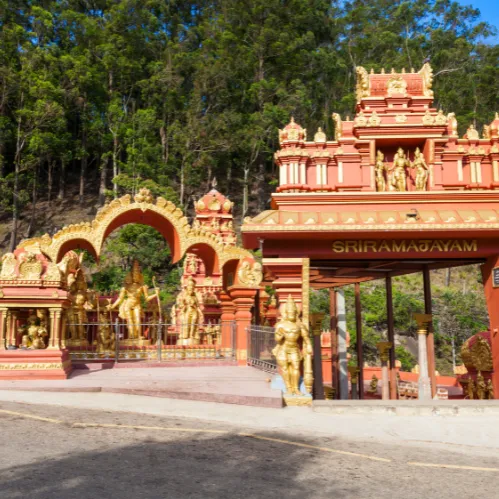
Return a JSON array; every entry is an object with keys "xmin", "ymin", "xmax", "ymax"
[{"xmin": 332, "ymin": 239, "xmax": 478, "ymax": 253}]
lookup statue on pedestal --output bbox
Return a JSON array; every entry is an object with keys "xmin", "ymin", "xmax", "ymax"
[
  {"xmin": 20, "ymin": 309, "xmax": 49, "ymax": 349},
  {"xmin": 94, "ymin": 312, "xmax": 116, "ymax": 356},
  {"xmin": 374, "ymin": 151, "xmax": 387, "ymax": 192},
  {"xmin": 411, "ymin": 147, "xmax": 429, "ymax": 191},
  {"xmin": 178, "ymin": 276, "xmax": 203, "ymax": 345},
  {"xmin": 389, "ymin": 148, "xmax": 410, "ymax": 191},
  {"xmin": 67, "ymin": 269, "xmax": 93, "ymax": 345},
  {"xmin": 107, "ymin": 260, "xmax": 158, "ymax": 342},
  {"xmin": 272, "ymin": 295, "xmax": 313, "ymax": 400}
]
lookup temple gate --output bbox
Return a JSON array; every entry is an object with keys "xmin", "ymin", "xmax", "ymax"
[
  {"xmin": 0, "ymin": 188, "xmax": 262, "ymax": 378},
  {"xmin": 242, "ymin": 63, "xmax": 499, "ymax": 400}
]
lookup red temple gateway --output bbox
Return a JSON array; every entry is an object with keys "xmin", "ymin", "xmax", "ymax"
[{"xmin": 242, "ymin": 63, "xmax": 499, "ymax": 398}]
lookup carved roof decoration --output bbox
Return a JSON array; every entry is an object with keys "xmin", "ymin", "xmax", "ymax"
[
  {"xmin": 14, "ymin": 189, "xmax": 253, "ymax": 275},
  {"xmin": 278, "ymin": 117, "xmax": 306, "ymax": 145},
  {"xmin": 195, "ymin": 189, "xmax": 233, "ymax": 215}
]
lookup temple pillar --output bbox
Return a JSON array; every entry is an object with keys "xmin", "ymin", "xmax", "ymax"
[
  {"xmin": 228, "ymin": 287, "xmax": 257, "ymax": 365},
  {"xmin": 377, "ymin": 341, "xmax": 392, "ymax": 400},
  {"xmin": 48, "ymin": 308, "xmax": 63, "ymax": 350},
  {"xmin": 219, "ymin": 291, "xmax": 236, "ymax": 353},
  {"xmin": 414, "ymin": 313, "xmax": 432, "ymax": 400},
  {"xmin": 423, "ymin": 268, "xmax": 437, "ymax": 398},
  {"xmin": 336, "ymin": 288, "xmax": 349, "ymax": 399},
  {"xmin": 482, "ymin": 255, "xmax": 499, "ymax": 398},
  {"xmin": 354, "ymin": 282, "xmax": 364, "ymax": 399},
  {"xmin": 6, "ymin": 310, "xmax": 18, "ymax": 348},
  {"xmin": 329, "ymin": 288, "xmax": 339, "ymax": 398},
  {"xmin": 0, "ymin": 307, "xmax": 8, "ymax": 350},
  {"xmin": 385, "ymin": 276, "xmax": 398, "ymax": 399}
]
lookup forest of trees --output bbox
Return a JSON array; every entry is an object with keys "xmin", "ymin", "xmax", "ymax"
[{"xmin": 1, "ymin": 0, "xmax": 498, "ymax": 252}]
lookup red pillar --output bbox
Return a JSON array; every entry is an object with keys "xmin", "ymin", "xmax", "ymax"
[
  {"xmin": 423, "ymin": 267, "xmax": 437, "ymax": 398},
  {"xmin": 219, "ymin": 291, "xmax": 236, "ymax": 354},
  {"xmin": 482, "ymin": 255, "xmax": 499, "ymax": 398},
  {"xmin": 229, "ymin": 287, "xmax": 257, "ymax": 366}
]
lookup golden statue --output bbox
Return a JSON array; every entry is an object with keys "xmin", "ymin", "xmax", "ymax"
[
  {"xmin": 486, "ymin": 379, "xmax": 494, "ymax": 399},
  {"xmin": 179, "ymin": 276, "xmax": 203, "ymax": 345},
  {"xmin": 374, "ymin": 151, "xmax": 387, "ymax": 191},
  {"xmin": 107, "ymin": 260, "xmax": 159, "ymax": 341},
  {"xmin": 67, "ymin": 269, "xmax": 93, "ymax": 344},
  {"xmin": 272, "ymin": 295, "xmax": 313, "ymax": 398},
  {"xmin": 467, "ymin": 378, "xmax": 475, "ymax": 399},
  {"xmin": 389, "ymin": 148, "xmax": 409, "ymax": 191},
  {"xmin": 94, "ymin": 312, "xmax": 116, "ymax": 356},
  {"xmin": 476, "ymin": 372, "xmax": 486, "ymax": 400},
  {"xmin": 411, "ymin": 147, "xmax": 429, "ymax": 191},
  {"xmin": 20, "ymin": 309, "xmax": 49, "ymax": 349}
]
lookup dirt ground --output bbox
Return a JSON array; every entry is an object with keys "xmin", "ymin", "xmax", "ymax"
[{"xmin": 0, "ymin": 401, "xmax": 498, "ymax": 499}]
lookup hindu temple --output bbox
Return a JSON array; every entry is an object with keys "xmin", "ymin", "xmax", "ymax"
[{"xmin": 0, "ymin": 63, "xmax": 498, "ymax": 405}]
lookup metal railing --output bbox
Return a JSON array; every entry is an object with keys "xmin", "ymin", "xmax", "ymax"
[
  {"xmin": 247, "ymin": 325, "xmax": 277, "ymax": 372},
  {"xmin": 65, "ymin": 321, "xmax": 235, "ymax": 362}
]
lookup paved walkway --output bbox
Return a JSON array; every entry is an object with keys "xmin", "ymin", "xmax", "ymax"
[
  {"xmin": 1, "ymin": 388, "xmax": 499, "ymax": 458},
  {"xmin": 0, "ymin": 366, "xmax": 282, "ymax": 407}
]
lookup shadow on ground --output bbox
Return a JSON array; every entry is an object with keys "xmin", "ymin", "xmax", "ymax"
[{"xmin": 0, "ymin": 430, "xmax": 356, "ymax": 499}]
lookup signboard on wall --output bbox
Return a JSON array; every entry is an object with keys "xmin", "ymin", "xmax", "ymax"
[{"xmin": 493, "ymin": 267, "xmax": 499, "ymax": 288}]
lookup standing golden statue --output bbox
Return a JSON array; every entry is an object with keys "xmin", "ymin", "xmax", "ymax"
[
  {"xmin": 389, "ymin": 148, "xmax": 410, "ymax": 191},
  {"xmin": 107, "ymin": 260, "xmax": 159, "ymax": 342},
  {"xmin": 411, "ymin": 147, "xmax": 429, "ymax": 191},
  {"xmin": 374, "ymin": 151, "xmax": 387, "ymax": 192},
  {"xmin": 67, "ymin": 269, "xmax": 94, "ymax": 345},
  {"xmin": 178, "ymin": 276, "xmax": 203, "ymax": 345},
  {"xmin": 272, "ymin": 295, "xmax": 313, "ymax": 402},
  {"xmin": 94, "ymin": 312, "xmax": 116, "ymax": 356}
]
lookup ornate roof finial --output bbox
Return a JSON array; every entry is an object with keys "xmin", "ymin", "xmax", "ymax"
[
  {"xmin": 402, "ymin": 68, "xmax": 406, "ymax": 73},
  {"xmin": 211, "ymin": 177, "xmax": 218, "ymax": 189},
  {"xmin": 314, "ymin": 127, "xmax": 326, "ymax": 143},
  {"xmin": 391, "ymin": 68, "xmax": 395, "ymax": 74},
  {"xmin": 381, "ymin": 68, "xmax": 385, "ymax": 74},
  {"xmin": 411, "ymin": 67, "xmax": 415, "ymax": 73}
]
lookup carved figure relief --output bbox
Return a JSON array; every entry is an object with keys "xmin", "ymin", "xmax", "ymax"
[
  {"xmin": 389, "ymin": 148, "xmax": 410, "ymax": 191},
  {"xmin": 374, "ymin": 150, "xmax": 387, "ymax": 192},
  {"xmin": 411, "ymin": 147, "xmax": 429, "ymax": 191}
]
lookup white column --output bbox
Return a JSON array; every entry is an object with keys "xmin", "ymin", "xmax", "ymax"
[
  {"xmin": 300, "ymin": 163, "xmax": 306, "ymax": 184},
  {"xmin": 337, "ymin": 289, "xmax": 349, "ymax": 400},
  {"xmin": 493, "ymin": 160, "xmax": 499, "ymax": 182},
  {"xmin": 338, "ymin": 161, "xmax": 344, "ymax": 183},
  {"xmin": 457, "ymin": 159, "xmax": 463, "ymax": 182},
  {"xmin": 476, "ymin": 162, "xmax": 482, "ymax": 183},
  {"xmin": 316, "ymin": 164, "xmax": 322, "ymax": 185},
  {"xmin": 417, "ymin": 324, "xmax": 432, "ymax": 400},
  {"xmin": 471, "ymin": 162, "xmax": 477, "ymax": 183},
  {"xmin": 279, "ymin": 164, "xmax": 287, "ymax": 185},
  {"xmin": 322, "ymin": 164, "xmax": 327, "ymax": 185}
]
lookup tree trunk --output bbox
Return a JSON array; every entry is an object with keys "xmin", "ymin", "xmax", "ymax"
[
  {"xmin": 99, "ymin": 154, "xmax": 108, "ymax": 206},
  {"xmin": 160, "ymin": 122, "xmax": 168, "ymax": 164},
  {"xmin": 58, "ymin": 158, "xmax": 66, "ymax": 200},
  {"xmin": 256, "ymin": 160, "xmax": 265, "ymax": 212},
  {"xmin": 27, "ymin": 165, "xmax": 38, "ymax": 238},
  {"xmin": 445, "ymin": 268, "xmax": 451, "ymax": 287},
  {"xmin": 242, "ymin": 167, "xmax": 249, "ymax": 220},
  {"xmin": 112, "ymin": 133, "xmax": 119, "ymax": 198},
  {"xmin": 9, "ymin": 109, "xmax": 23, "ymax": 252},
  {"xmin": 47, "ymin": 158, "xmax": 53, "ymax": 205},
  {"xmin": 180, "ymin": 162, "xmax": 185, "ymax": 206},
  {"xmin": 79, "ymin": 138, "xmax": 87, "ymax": 205}
]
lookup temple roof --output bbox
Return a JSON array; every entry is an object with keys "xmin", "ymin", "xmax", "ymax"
[{"xmin": 194, "ymin": 188, "xmax": 233, "ymax": 215}]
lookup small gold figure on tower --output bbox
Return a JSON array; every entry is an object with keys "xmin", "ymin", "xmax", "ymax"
[
  {"xmin": 390, "ymin": 148, "xmax": 410, "ymax": 191},
  {"xmin": 411, "ymin": 147, "xmax": 429, "ymax": 191},
  {"xmin": 374, "ymin": 150, "xmax": 387, "ymax": 192}
]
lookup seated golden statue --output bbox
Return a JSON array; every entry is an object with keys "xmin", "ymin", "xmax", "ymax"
[
  {"xmin": 20, "ymin": 309, "xmax": 49, "ymax": 349},
  {"xmin": 107, "ymin": 260, "xmax": 159, "ymax": 341},
  {"xmin": 272, "ymin": 295, "xmax": 313, "ymax": 397},
  {"xmin": 179, "ymin": 276, "xmax": 203, "ymax": 344}
]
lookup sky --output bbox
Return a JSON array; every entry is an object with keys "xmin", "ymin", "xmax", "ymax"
[{"xmin": 459, "ymin": 0, "xmax": 499, "ymax": 38}]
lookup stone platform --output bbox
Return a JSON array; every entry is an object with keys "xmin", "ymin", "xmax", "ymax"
[{"xmin": 0, "ymin": 366, "xmax": 282, "ymax": 408}]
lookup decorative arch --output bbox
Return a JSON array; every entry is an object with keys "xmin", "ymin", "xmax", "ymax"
[{"xmin": 17, "ymin": 188, "xmax": 260, "ymax": 283}]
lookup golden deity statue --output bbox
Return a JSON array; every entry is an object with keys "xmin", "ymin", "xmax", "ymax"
[
  {"xmin": 67, "ymin": 269, "xmax": 94, "ymax": 345},
  {"xmin": 107, "ymin": 260, "xmax": 159, "ymax": 341},
  {"xmin": 272, "ymin": 295, "xmax": 313, "ymax": 400},
  {"xmin": 20, "ymin": 309, "xmax": 49, "ymax": 349},
  {"xmin": 374, "ymin": 150, "xmax": 387, "ymax": 192},
  {"xmin": 411, "ymin": 147, "xmax": 429, "ymax": 191},
  {"xmin": 178, "ymin": 276, "xmax": 203, "ymax": 345},
  {"xmin": 389, "ymin": 148, "xmax": 410, "ymax": 191},
  {"xmin": 94, "ymin": 312, "xmax": 116, "ymax": 356},
  {"xmin": 476, "ymin": 371, "xmax": 486, "ymax": 400}
]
